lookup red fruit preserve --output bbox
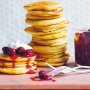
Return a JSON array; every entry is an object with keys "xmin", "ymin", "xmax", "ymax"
[{"xmin": 74, "ymin": 29, "xmax": 90, "ymax": 66}]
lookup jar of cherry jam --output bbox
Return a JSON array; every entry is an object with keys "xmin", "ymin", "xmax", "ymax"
[{"xmin": 74, "ymin": 28, "xmax": 90, "ymax": 66}]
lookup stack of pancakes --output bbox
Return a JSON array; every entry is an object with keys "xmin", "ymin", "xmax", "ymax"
[
  {"xmin": 24, "ymin": 1, "xmax": 69, "ymax": 66},
  {"xmin": 0, "ymin": 54, "xmax": 37, "ymax": 74}
]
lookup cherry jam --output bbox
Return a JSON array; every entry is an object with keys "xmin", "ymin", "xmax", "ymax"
[{"xmin": 74, "ymin": 30, "xmax": 90, "ymax": 66}]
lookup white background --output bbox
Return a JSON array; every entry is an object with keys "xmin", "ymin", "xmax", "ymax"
[{"xmin": 0, "ymin": 0, "xmax": 90, "ymax": 54}]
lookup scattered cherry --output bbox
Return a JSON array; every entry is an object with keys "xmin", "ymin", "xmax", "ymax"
[
  {"xmin": 39, "ymin": 70, "xmax": 46, "ymax": 76},
  {"xmin": 42, "ymin": 74, "xmax": 52, "ymax": 80},
  {"xmin": 2, "ymin": 47, "xmax": 16, "ymax": 56},
  {"xmin": 39, "ymin": 70, "xmax": 51, "ymax": 80},
  {"xmin": 16, "ymin": 47, "xmax": 25, "ymax": 56}
]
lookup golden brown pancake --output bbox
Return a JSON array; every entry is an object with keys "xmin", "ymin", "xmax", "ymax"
[
  {"xmin": 32, "ymin": 30, "xmax": 68, "ymax": 40},
  {"xmin": 36, "ymin": 53, "xmax": 69, "ymax": 61},
  {"xmin": 32, "ymin": 21, "xmax": 69, "ymax": 32},
  {"xmin": 0, "ymin": 61, "xmax": 37, "ymax": 68},
  {"xmin": 25, "ymin": 27, "xmax": 66, "ymax": 36},
  {"xmin": 41, "ymin": 55, "xmax": 69, "ymax": 63},
  {"xmin": 37, "ymin": 61, "xmax": 67, "ymax": 67},
  {"xmin": 26, "ymin": 14, "xmax": 61, "ymax": 20},
  {"xmin": 29, "ymin": 44, "xmax": 66, "ymax": 54},
  {"xmin": 36, "ymin": 51, "xmax": 68, "ymax": 58},
  {"xmin": 32, "ymin": 37, "xmax": 67, "ymax": 46},
  {"xmin": 0, "ymin": 54, "xmax": 36, "ymax": 62},
  {"xmin": 0, "ymin": 65, "xmax": 36, "ymax": 74},
  {"xmin": 25, "ymin": 17, "xmax": 65, "ymax": 26},
  {"xmin": 27, "ymin": 7, "xmax": 63, "ymax": 16},
  {"xmin": 24, "ymin": 1, "xmax": 60, "ymax": 11}
]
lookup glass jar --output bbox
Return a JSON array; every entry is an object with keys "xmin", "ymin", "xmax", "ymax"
[{"xmin": 74, "ymin": 28, "xmax": 90, "ymax": 66}]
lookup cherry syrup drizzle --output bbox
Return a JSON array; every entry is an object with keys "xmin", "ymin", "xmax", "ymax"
[
  {"xmin": 26, "ymin": 70, "xmax": 36, "ymax": 74},
  {"xmin": 11, "ymin": 55, "xmax": 36, "ymax": 74},
  {"xmin": 30, "ymin": 76, "xmax": 56, "ymax": 82},
  {"xmin": 11, "ymin": 55, "xmax": 18, "ymax": 68},
  {"xmin": 26, "ymin": 58, "xmax": 31, "ymax": 69},
  {"xmin": 26, "ymin": 58, "xmax": 36, "ymax": 74},
  {"xmin": 1, "ymin": 61, "xmax": 5, "ymax": 68},
  {"xmin": 1, "ymin": 54, "xmax": 36, "ymax": 74}
]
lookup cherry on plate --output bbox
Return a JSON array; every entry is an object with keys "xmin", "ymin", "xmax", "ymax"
[
  {"xmin": 2, "ymin": 47, "xmax": 16, "ymax": 56},
  {"xmin": 26, "ymin": 49, "xmax": 33, "ymax": 53},
  {"xmin": 16, "ymin": 47, "xmax": 25, "ymax": 55},
  {"xmin": 24, "ymin": 49, "xmax": 34, "ymax": 57}
]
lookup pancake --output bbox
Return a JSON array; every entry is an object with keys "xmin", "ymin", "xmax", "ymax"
[
  {"xmin": 0, "ymin": 54, "xmax": 36, "ymax": 62},
  {"xmin": 32, "ymin": 21, "xmax": 69, "ymax": 32},
  {"xmin": 32, "ymin": 30, "xmax": 68, "ymax": 40},
  {"xmin": 0, "ymin": 65, "xmax": 36, "ymax": 74},
  {"xmin": 0, "ymin": 67, "xmax": 29, "ymax": 74},
  {"xmin": 24, "ymin": 1, "xmax": 60, "ymax": 11},
  {"xmin": 0, "ymin": 60, "xmax": 37, "ymax": 68},
  {"xmin": 27, "ymin": 8, "xmax": 63, "ymax": 16},
  {"xmin": 0, "ymin": 59, "xmax": 36, "ymax": 67},
  {"xmin": 36, "ymin": 53, "xmax": 69, "ymax": 61},
  {"xmin": 25, "ymin": 27, "xmax": 66, "ymax": 36},
  {"xmin": 37, "ymin": 51, "xmax": 68, "ymax": 58},
  {"xmin": 26, "ymin": 14, "xmax": 61, "ymax": 20},
  {"xmin": 0, "ymin": 59, "xmax": 35, "ymax": 64},
  {"xmin": 32, "ymin": 37, "xmax": 67, "ymax": 46},
  {"xmin": 37, "ymin": 61, "xmax": 67, "ymax": 67},
  {"xmin": 32, "ymin": 47, "xmax": 66, "ymax": 54},
  {"xmin": 29, "ymin": 44, "xmax": 66, "ymax": 54},
  {"xmin": 37, "ymin": 55, "xmax": 69, "ymax": 63},
  {"xmin": 29, "ymin": 40, "xmax": 67, "ymax": 46},
  {"xmin": 26, "ymin": 17, "xmax": 65, "ymax": 26}
]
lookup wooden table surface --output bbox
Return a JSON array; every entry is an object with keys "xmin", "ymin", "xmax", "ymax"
[{"xmin": 0, "ymin": 55, "xmax": 90, "ymax": 90}]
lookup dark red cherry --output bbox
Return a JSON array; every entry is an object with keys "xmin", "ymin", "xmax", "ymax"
[
  {"xmin": 2, "ymin": 47, "xmax": 16, "ymax": 56},
  {"xmin": 39, "ymin": 70, "xmax": 46, "ymax": 77},
  {"xmin": 26, "ymin": 49, "xmax": 33, "ymax": 53},
  {"xmin": 16, "ymin": 47, "xmax": 25, "ymax": 55},
  {"xmin": 2, "ymin": 47, "xmax": 8, "ymax": 55},
  {"xmin": 24, "ymin": 49, "xmax": 34, "ymax": 57},
  {"xmin": 39, "ymin": 70, "xmax": 51, "ymax": 80},
  {"xmin": 43, "ymin": 74, "xmax": 51, "ymax": 80}
]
